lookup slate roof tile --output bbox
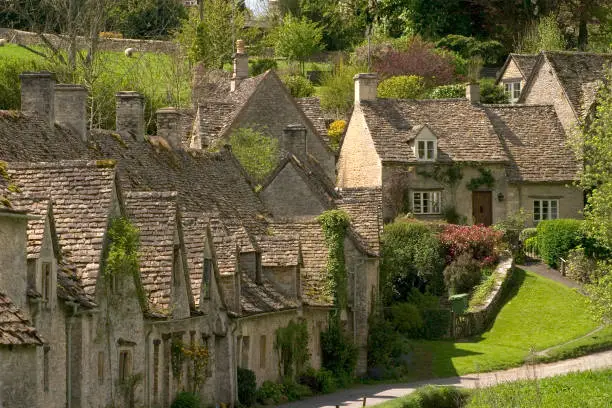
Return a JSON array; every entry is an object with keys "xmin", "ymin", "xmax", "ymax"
[
  {"xmin": 258, "ymin": 233, "xmax": 300, "ymax": 267},
  {"xmin": 336, "ymin": 187, "xmax": 383, "ymax": 254},
  {"xmin": 295, "ymin": 97, "xmax": 330, "ymax": 142},
  {"xmin": 240, "ymin": 273, "xmax": 297, "ymax": 316},
  {"xmin": 0, "ymin": 291, "xmax": 44, "ymax": 346}
]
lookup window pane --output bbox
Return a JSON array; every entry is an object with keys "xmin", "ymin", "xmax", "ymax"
[
  {"xmin": 413, "ymin": 192, "xmax": 422, "ymax": 213},
  {"xmin": 427, "ymin": 141, "xmax": 435, "ymax": 159},
  {"xmin": 422, "ymin": 193, "xmax": 429, "ymax": 213},
  {"xmin": 417, "ymin": 141, "xmax": 425, "ymax": 159},
  {"xmin": 504, "ymin": 83, "xmax": 511, "ymax": 96},
  {"xmin": 513, "ymin": 82, "xmax": 521, "ymax": 99},
  {"xmin": 534, "ymin": 201, "xmax": 540, "ymax": 221},
  {"xmin": 432, "ymin": 192, "xmax": 440, "ymax": 213},
  {"xmin": 542, "ymin": 200, "xmax": 549, "ymax": 220},
  {"xmin": 551, "ymin": 200, "xmax": 558, "ymax": 219}
]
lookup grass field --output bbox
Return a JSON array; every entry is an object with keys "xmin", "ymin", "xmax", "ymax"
[{"xmin": 403, "ymin": 269, "xmax": 606, "ymax": 380}]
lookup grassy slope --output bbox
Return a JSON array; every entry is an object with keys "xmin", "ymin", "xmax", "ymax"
[{"xmin": 405, "ymin": 269, "xmax": 602, "ymax": 379}]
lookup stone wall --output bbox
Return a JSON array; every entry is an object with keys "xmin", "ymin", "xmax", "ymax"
[
  {"xmin": 500, "ymin": 59, "xmax": 527, "ymax": 87},
  {"xmin": 0, "ymin": 28, "xmax": 179, "ymax": 54},
  {"xmin": 0, "ymin": 214, "xmax": 29, "ymax": 310},
  {"xmin": 522, "ymin": 60, "xmax": 578, "ymax": 135},
  {"xmin": 0, "ymin": 347, "xmax": 39, "ymax": 407},
  {"xmin": 263, "ymin": 266, "xmax": 299, "ymax": 298},
  {"xmin": 336, "ymin": 104, "xmax": 382, "ymax": 188}
]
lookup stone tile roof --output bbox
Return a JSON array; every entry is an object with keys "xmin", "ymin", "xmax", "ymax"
[
  {"xmin": 512, "ymin": 54, "xmax": 538, "ymax": 79},
  {"xmin": 0, "ymin": 291, "xmax": 44, "ymax": 346},
  {"xmin": 181, "ymin": 212, "xmax": 208, "ymax": 307},
  {"xmin": 6, "ymin": 160, "xmax": 116, "ymax": 295},
  {"xmin": 124, "ymin": 191, "xmax": 179, "ymax": 311},
  {"xmin": 240, "ymin": 273, "xmax": 297, "ymax": 316},
  {"xmin": 258, "ymin": 233, "xmax": 301, "ymax": 267},
  {"xmin": 358, "ymin": 99, "xmax": 508, "ymax": 163},
  {"xmin": 484, "ymin": 105, "xmax": 581, "ymax": 183},
  {"xmin": 208, "ymin": 214, "xmax": 240, "ymax": 276},
  {"xmin": 57, "ymin": 258, "xmax": 97, "ymax": 308},
  {"xmin": 336, "ymin": 187, "xmax": 383, "ymax": 254},
  {"xmin": 9, "ymin": 196, "xmax": 50, "ymax": 259},
  {"xmin": 295, "ymin": 97, "xmax": 330, "ymax": 143},
  {"xmin": 271, "ymin": 219, "xmax": 333, "ymax": 306}
]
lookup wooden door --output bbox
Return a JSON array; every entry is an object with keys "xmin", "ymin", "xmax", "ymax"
[{"xmin": 472, "ymin": 191, "xmax": 493, "ymax": 226}]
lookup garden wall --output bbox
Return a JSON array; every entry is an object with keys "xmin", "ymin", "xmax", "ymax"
[
  {"xmin": 454, "ymin": 257, "xmax": 514, "ymax": 338},
  {"xmin": 0, "ymin": 28, "xmax": 179, "ymax": 54}
]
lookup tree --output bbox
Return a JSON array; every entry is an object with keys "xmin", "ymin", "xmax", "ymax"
[
  {"xmin": 107, "ymin": 0, "xmax": 188, "ymax": 40},
  {"xmin": 579, "ymin": 69, "xmax": 612, "ymax": 321},
  {"xmin": 229, "ymin": 127, "xmax": 280, "ymax": 183},
  {"xmin": 516, "ymin": 14, "xmax": 566, "ymax": 53},
  {"xmin": 272, "ymin": 14, "xmax": 323, "ymax": 74}
]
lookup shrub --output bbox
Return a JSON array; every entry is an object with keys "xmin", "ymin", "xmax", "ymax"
[
  {"xmin": 298, "ymin": 367, "xmax": 337, "ymax": 394},
  {"xmin": 256, "ymin": 380, "xmax": 285, "ymax": 404},
  {"xmin": 566, "ymin": 247, "xmax": 597, "ymax": 283},
  {"xmin": 390, "ymin": 302, "xmax": 423, "ymax": 335},
  {"xmin": 367, "ymin": 314, "xmax": 405, "ymax": 369},
  {"xmin": 414, "ymin": 385, "xmax": 469, "ymax": 408},
  {"xmin": 480, "ymin": 78, "xmax": 509, "ymax": 104},
  {"xmin": 319, "ymin": 62, "xmax": 365, "ymax": 116},
  {"xmin": 373, "ymin": 37, "xmax": 456, "ymax": 85},
  {"xmin": 494, "ymin": 210, "xmax": 529, "ymax": 263},
  {"xmin": 439, "ymin": 224, "xmax": 502, "ymax": 263},
  {"xmin": 381, "ymin": 221, "xmax": 446, "ymax": 303},
  {"xmin": 422, "ymin": 309, "xmax": 452, "ymax": 339},
  {"xmin": 250, "ymin": 58, "xmax": 278, "ymax": 76},
  {"xmin": 320, "ymin": 319, "xmax": 357, "ymax": 379},
  {"xmin": 524, "ymin": 236, "xmax": 539, "ymax": 256},
  {"xmin": 327, "ymin": 119, "xmax": 346, "ymax": 152},
  {"xmin": 237, "ymin": 367, "xmax": 257, "ymax": 406},
  {"xmin": 428, "ymin": 84, "xmax": 465, "ymax": 99},
  {"xmin": 436, "ymin": 34, "xmax": 505, "ymax": 65},
  {"xmin": 519, "ymin": 228, "xmax": 538, "ymax": 242},
  {"xmin": 536, "ymin": 219, "xmax": 583, "ymax": 268},
  {"xmin": 281, "ymin": 378, "xmax": 312, "ymax": 401},
  {"xmin": 229, "ymin": 127, "xmax": 279, "ymax": 182},
  {"xmin": 443, "ymin": 252, "xmax": 483, "ymax": 294},
  {"xmin": 442, "ymin": 206, "xmax": 466, "ymax": 224},
  {"xmin": 377, "ymin": 75, "xmax": 427, "ymax": 99},
  {"xmin": 281, "ymin": 75, "xmax": 315, "ymax": 98},
  {"xmin": 0, "ymin": 58, "xmax": 50, "ymax": 110},
  {"xmin": 170, "ymin": 392, "xmax": 200, "ymax": 408}
]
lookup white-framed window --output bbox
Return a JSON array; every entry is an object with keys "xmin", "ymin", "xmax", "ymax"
[
  {"xmin": 412, "ymin": 191, "xmax": 441, "ymax": 214},
  {"xmin": 416, "ymin": 140, "xmax": 436, "ymax": 160},
  {"xmin": 504, "ymin": 81, "xmax": 521, "ymax": 103},
  {"xmin": 533, "ymin": 199, "xmax": 559, "ymax": 222}
]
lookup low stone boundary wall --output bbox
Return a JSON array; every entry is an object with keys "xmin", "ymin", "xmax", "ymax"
[
  {"xmin": 0, "ymin": 28, "xmax": 179, "ymax": 54},
  {"xmin": 454, "ymin": 257, "xmax": 514, "ymax": 338}
]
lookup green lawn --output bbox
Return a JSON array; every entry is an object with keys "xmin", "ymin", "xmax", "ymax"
[{"xmin": 403, "ymin": 269, "xmax": 604, "ymax": 379}]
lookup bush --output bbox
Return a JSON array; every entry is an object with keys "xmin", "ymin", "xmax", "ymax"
[
  {"xmin": 237, "ymin": 367, "xmax": 257, "ymax": 406},
  {"xmin": 390, "ymin": 302, "xmax": 423, "ymax": 335},
  {"xmin": 327, "ymin": 119, "xmax": 346, "ymax": 152},
  {"xmin": 566, "ymin": 247, "xmax": 597, "ymax": 283},
  {"xmin": 519, "ymin": 228, "xmax": 538, "ymax": 243},
  {"xmin": 377, "ymin": 75, "xmax": 427, "ymax": 99},
  {"xmin": 281, "ymin": 378, "xmax": 312, "ymax": 401},
  {"xmin": 320, "ymin": 319, "xmax": 357, "ymax": 379},
  {"xmin": 170, "ymin": 392, "xmax": 200, "ymax": 408},
  {"xmin": 436, "ymin": 34, "xmax": 505, "ymax": 65},
  {"xmin": 421, "ymin": 309, "xmax": 452, "ymax": 339},
  {"xmin": 443, "ymin": 252, "xmax": 483, "ymax": 294},
  {"xmin": 414, "ymin": 385, "xmax": 469, "ymax": 408},
  {"xmin": 367, "ymin": 314, "xmax": 405, "ymax": 370},
  {"xmin": 251, "ymin": 58, "xmax": 278, "ymax": 76},
  {"xmin": 480, "ymin": 78, "xmax": 509, "ymax": 104},
  {"xmin": 0, "ymin": 58, "xmax": 50, "ymax": 110},
  {"xmin": 428, "ymin": 84, "xmax": 465, "ymax": 99},
  {"xmin": 494, "ymin": 210, "xmax": 529, "ymax": 263},
  {"xmin": 229, "ymin": 127, "xmax": 280, "ymax": 182},
  {"xmin": 524, "ymin": 236, "xmax": 539, "ymax": 256},
  {"xmin": 439, "ymin": 224, "xmax": 502, "ymax": 264},
  {"xmin": 256, "ymin": 380, "xmax": 285, "ymax": 404},
  {"xmin": 442, "ymin": 206, "xmax": 466, "ymax": 224},
  {"xmin": 536, "ymin": 219, "xmax": 583, "ymax": 268},
  {"xmin": 381, "ymin": 221, "xmax": 446, "ymax": 303},
  {"xmin": 319, "ymin": 62, "xmax": 365, "ymax": 116},
  {"xmin": 282, "ymin": 75, "xmax": 315, "ymax": 98},
  {"xmin": 298, "ymin": 367, "xmax": 337, "ymax": 394}
]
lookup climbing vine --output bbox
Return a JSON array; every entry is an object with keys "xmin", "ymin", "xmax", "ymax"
[
  {"xmin": 416, "ymin": 163, "xmax": 464, "ymax": 188},
  {"xmin": 467, "ymin": 167, "xmax": 496, "ymax": 191},
  {"xmin": 317, "ymin": 210, "xmax": 351, "ymax": 310},
  {"xmin": 171, "ymin": 338, "xmax": 186, "ymax": 388},
  {"xmin": 171, "ymin": 337, "xmax": 210, "ymax": 393},
  {"xmin": 274, "ymin": 319, "xmax": 309, "ymax": 380}
]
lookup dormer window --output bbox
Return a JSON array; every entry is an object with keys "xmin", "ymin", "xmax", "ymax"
[
  {"xmin": 417, "ymin": 140, "xmax": 436, "ymax": 160},
  {"xmin": 411, "ymin": 125, "xmax": 438, "ymax": 161},
  {"xmin": 504, "ymin": 81, "xmax": 521, "ymax": 103}
]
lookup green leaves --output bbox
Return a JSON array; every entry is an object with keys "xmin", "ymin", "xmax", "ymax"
[
  {"xmin": 105, "ymin": 217, "xmax": 140, "ymax": 280},
  {"xmin": 229, "ymin": 127, "xmax": 280, "ymax": 183},
  {"xmin": 272, "ymin": 14, "xmax": 323, "ymax": 68},
  {"xmin": 317, "ymin": 210, "xmax": 350, "ymax": 309}
]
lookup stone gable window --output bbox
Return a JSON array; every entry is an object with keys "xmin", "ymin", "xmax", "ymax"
[
  {"xmin": 259, "ymin": 335, "xmax": 267, "ymax": 369},
  {"xmin": 41, "ymin": 262, "xmax": 52, "ymax": 307},
  {"xmin": 533, "ymin": 199, "xmax": 558, "ymax": 222},
  {"xmin": 119, "ymin": 349, "xmax": 133, "ymax": 382},
  {"xmin": 416, "ymin": 140, "xmax": 436, "ymax": 160},
  {"xmin": 412, "ymin": 191, "xmax": 441, "ymax": 214},
  {"xmin": 43, "ymin": 346, "xmax": 50, "ymax": 392},
  {"xmin": 504, "ymin": 81, "xmax": 521, "ymax": 103}
]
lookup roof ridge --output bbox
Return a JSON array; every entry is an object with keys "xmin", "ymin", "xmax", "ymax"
[
  {"xmin": 6, "ymin": 159, "xmax": 116, "ymax": 170},
  {"xmin": 124, "ymin": 190, "xmax": 178, "ymax": 199}
]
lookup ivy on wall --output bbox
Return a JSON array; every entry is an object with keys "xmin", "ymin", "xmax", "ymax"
[
  {"xmin": 317, "ymin": 210, "xmax": 351, "ymax": 310},
  {"xmin": 274, "ymin": 319, "xmax": 310, "ymax": 380},
  {"xmin": 467, "ymin": 168, "xmax": 495, "ymax": 191}
]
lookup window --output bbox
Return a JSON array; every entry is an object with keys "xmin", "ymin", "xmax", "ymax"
[
  {"xmin": 533, "ymin": 199, "xmax": 559, "ymax": 222},
  {"xmin": 41, "ymin": 262, "xmax": 51, "ymax": 303},
  {"xmin": 153, "ymin": 340, "xmax": 160, "ymax": 400},
  {"xmin": 504, "ymin": 81, "xmax": 521, "ymax": 103},
  {"xmin": 241, "ymin": 336, "xmax": 250, "ymax": 368},
  {"xmin": 259, "ymin": 335, "xmax": 266, "ymax": 369},
  {"xmin": 43, "ymin": 346, "xmax": 50, "ymax": 392},
  {"xmin": 98, "ymin": 352, "xmax": 105, "ymax": 384},
  {"xmin": 118, "ymin": 350, "xmax": 132, "ymax": 382},
  {"xmin": 416, "ymin": 140, "xmax": 436, "ymax": 160},
  {"xmin": 412, "ymin": 191, "xmax": 441, "ymax": 214},
  {"xmin": 202, "ymin": 258, "xmax": 212, "ymax": 299}
]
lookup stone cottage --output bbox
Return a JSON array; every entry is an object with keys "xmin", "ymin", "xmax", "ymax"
[
  {"xmin": 496, "ymin": 53, "xmax": 538, "ymax": 103},
  {"xmin": 337, "ymin": 73, "xmax": 582, "ymax": 227}
]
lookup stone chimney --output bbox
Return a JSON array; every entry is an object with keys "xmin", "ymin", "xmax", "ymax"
[
  {"xmin": 156, "ymin": 107, "xmax": 182, "ymax": 149},
  {"xmin": 283, "ymin": 124, "xmax": 307, "ymax": 157},
  {"xmin": 116, "ymin": 91, "xmax": 145, "ymax": 141},
  {"xmin": 466, "ymin": 83, "xmax": 480, "ymax": 104},
  {"xmin": 231, "ymin": 39, "xmax": 249, "ymax": 92},
  {"xmin": 54, "ymin": 84, "xmax": 88, "ymax": 141},
  {"xmin": 354, "ymin": 73, "xmax": 378, "ymax": 104},
  {"xmin": 20, "ymin": 71, "xmax": 56, "ymax": 127}
]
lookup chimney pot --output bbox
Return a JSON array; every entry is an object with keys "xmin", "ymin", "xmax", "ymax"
[
  {"xmin": 466, "ymin": 83, "xmax": 480, "ymax": 104},
  {"xmin": 156, "ymin": 107, "xmax": 182, "ymax": 149},
  {"xmin": 54, "ymin": 84, "xmax": 88, "ymax": 141},
  {"xmin": 116, "ymin": 91, "xmax": 145, "ymax": 141},
  {"xmin": 283, "ymin": 124, "xmax": 307, "ymax": 157},
  {"xmin": 353, "ymin": 73, "xmax": 378, "ymax": 103},
  {"xmin": 20, "ymin": 71, "xmax": 56, "ymax": 127}
]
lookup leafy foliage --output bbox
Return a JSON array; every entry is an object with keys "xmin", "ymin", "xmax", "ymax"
[
  {"xmin": 237, "ymin": 367, "xmax": 257, "ymax": 406},
  {"xmin": 443, "ymin": 252, "xmax": 483, "ymax": 294},
  {"xmin": 367, "ymin": 314, "xmax": 405, "ymax": 369},
  {"xmin": 105, "ymin": 217, "xmax": 140, "ymax": 281},
  {"xmin": 256, "ymin": 380, "xmax": 285, "ymax": 404},
  {"xmin": 170, "ymin": 391, "xmax": 200, "ymax": 408},
  {"xmin": 536, "ymin": 219, "xmax": 583, "ymax": 268},
  {"xmin": 317, "ymin": 210, "xmax": 351, "ymax": 309},
  {"xmin": 428, "ymin": 84, "xmax": 464, "ymax": 99},
  {"xmin": 585, "ymin": 266, "xmax": 612, "ymax": 322},
  {"xmin": 272, "ymin": 14, "xmax": 323, "ymax": 73},
  {"xmin": 327, "ymin": 120, "xmax": 346, "ymax": 152},
  {"xmin": 380, "ymin": 221, "xmax": 446, "ymax": 304},
  {"xmin": 479, "ymin": 78, "xmax": 509, "ymax": 104},
  {"xmin": 0, "ymin": 57, "xmax": 50, "ymax": 110},
  {"xmin": 298, "ymin": 367, "xmax": 337, "ymax": 394},
  {"xmin": 466, "ymin": 167, "xmax": 495, "ymax": 191},
  {"xmin": 319, "ymin": 62, "xmax": 365, "ymax": 117},
  {"xmin": 494, "ymin": 209, "xmax": 529, "ymax": 263},
  {"xmin": 281, "ymin": 75, "xmax": 315, "ymax": 97},
  {"xmin": 436, "ymin": 34, "xmax": 505, "ymax": 65},
  {"xmin": 566, "ymin": 247, "xmax": 597, "ymax": 284},
  {"xmin": 377, "ymin": 75, "xmax": 426, "ymax": 99},
  {"xmin": 516, "ymin": 14, "xmax": 566, "ymax": 53},
  {"xmin": 250, "ymin": 58, "xmax": 278, "ymax": 76},
  {"xmin": 107, "ymin": 0, "xmax": 187, "ymax": 40},
  {"xmin": 320, "ymin": 318, "xmax": 357, "ymax": 380},
  {"xmin": 439, "ymin": 224, "xmax": 502, "ymax": 264},
  {"xmin": 229, "ymin": 127, "xmax": 280, "ymax": 183},
  {"xmin": 275, "ymin": 319, "xmax": 310, "ymax": 380}
]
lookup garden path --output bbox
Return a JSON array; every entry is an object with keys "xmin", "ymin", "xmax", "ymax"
[
  {"xmin": 517, "ymin": 261, "xmax": 582, "ymax": 290},
  {"xmin": 275, "ymin": 350, "xmax": 612, "ymax": 408}
]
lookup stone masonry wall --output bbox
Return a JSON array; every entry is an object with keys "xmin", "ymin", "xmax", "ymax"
[
  {"xmin": 500, "ymin": 59, "xmax": 526, "ymax": 87},
  {"xmin": 0, "ymin": 347, "xmax": 39, "ymax": 407},
  {"xmin": 506, "ymin": 183, "xmax": 584, "ymax": 227}
]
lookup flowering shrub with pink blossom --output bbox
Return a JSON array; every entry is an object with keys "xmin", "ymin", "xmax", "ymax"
[{"xmin": 439, "ymin": 224, "xmax": 503, "ymax": 264}]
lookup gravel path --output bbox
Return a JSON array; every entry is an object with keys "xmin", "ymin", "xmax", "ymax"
[{"xmin": 276, "ymin": 350, "xmax": 612, "ymax": 408}]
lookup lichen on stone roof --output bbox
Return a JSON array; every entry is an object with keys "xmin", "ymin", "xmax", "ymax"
[{"xmin": 0, "ymin": 291, "xmax": 44, "ymax": 346}]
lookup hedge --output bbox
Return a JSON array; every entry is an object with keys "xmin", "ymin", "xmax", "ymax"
[{"xmin": 536, "ymin": 219, "xmax": 583, "ymax": 268}]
